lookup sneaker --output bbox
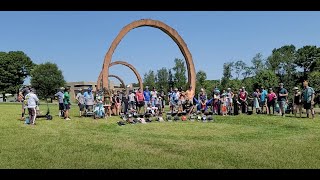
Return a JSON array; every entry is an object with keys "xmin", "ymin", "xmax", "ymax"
[{"xmin": 65, "ymin": 118, "xmax": 71, "ymax": 120}]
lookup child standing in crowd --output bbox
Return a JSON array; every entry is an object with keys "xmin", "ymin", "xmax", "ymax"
[{"xmin": 221, "ymin": 93, "xmax": 227, "ymax": 116}]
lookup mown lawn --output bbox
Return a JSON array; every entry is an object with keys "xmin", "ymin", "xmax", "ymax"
[{"xmin": 0, "ymin": 102, "xmax": 320, "ymax": 169}]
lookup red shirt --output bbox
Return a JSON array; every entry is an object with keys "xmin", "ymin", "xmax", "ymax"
[
  {"xmin": 239, "ymin": 91, "xmax": 247, "ymax": 100},
  {"xmin": 136, "ymin": 92, "xmax": 144, "ymax": 102}
]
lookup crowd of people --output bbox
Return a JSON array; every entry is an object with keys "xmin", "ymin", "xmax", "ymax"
[{"xmin": 17, "ymin": 80, "xmax": 318, "ymax": 125}]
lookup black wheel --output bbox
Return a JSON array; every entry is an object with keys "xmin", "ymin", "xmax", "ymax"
[{"xmin": 46, "ymin": 115, "xmax": 53, "ymax": 120}]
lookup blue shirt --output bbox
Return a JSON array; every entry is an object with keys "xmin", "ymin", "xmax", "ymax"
[
  {"xmin": 143, "ymin": 90, "xmax": 151, "ymax": 101},
  {"xmin": 55, "ymin": 91, "xmax": 64, "ymax": 104},
  {"xmin": 260, "ymin": 90, "xmax": 268, "ymax": 102}
]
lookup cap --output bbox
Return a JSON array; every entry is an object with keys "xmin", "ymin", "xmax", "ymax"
[
  {"xmin": 78, "ymin": 88, "xmax": 82, "ymax": 91},
  {"xmin": 145, "ymin": 86, "xmax": 149, "ymax": 89},
  {"xmin": 279, "ymin": 83, "xmax": 284, "ymax": 86},
  {"xmin": 60, "ymin": 87, "xmax": 65, "ymax": 90},
  {"xmin": 293, "ymin": 87, "xmax": 299, "ymax": 90},
  {"xmin": 174, "ymin": 88, "xmax": 178, "ymax": 91}
]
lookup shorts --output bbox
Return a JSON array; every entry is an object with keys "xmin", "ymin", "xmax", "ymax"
[
  {"xmin": 137, "ymin": 101, "xmax": 145, "ymax": 108},
  {"xmin": 64, "ymin": 104, "xmax": 70, "ymax": 110},
  {"xmin": 144, "ymin": 101, "xmax": 150, "ymax": 107},
  {"xmin": 59, "ymin": 103, "xmax": 65, "ymax": 110},
  {"xmin": 78, "ymin": 103, "xmax": 84, "ymax": 111},
  {"xmin": 260, "ymin": 101, "xmax": 266, "ymax": 107},
  {"xmin": 279, "ymin": 101, "xmax": 286, "ymax": 107},
  {"xmin": 304, "ymin": 103, "xmax": 313, "ymax": 110}
]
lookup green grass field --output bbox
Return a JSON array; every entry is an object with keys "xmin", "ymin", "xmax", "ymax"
[{"xmin": 1, "ymin": 102, "xmax": 320, "ymax": 169}]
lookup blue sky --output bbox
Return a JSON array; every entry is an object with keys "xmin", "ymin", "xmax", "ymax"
[{"xmin": 1, "ymin": 11, "xmax": 320, "ymax": 85}]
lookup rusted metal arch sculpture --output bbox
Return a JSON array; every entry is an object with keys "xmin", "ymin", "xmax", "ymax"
[
  {"xmin": 97, "ymin": 19, "xmax": 196, "ymax": 93},
  {"xmin": 108, "ymin": 74, "xmax": 126, "ymax": 89},
  {"xmin": 97, "ymin": 60, "xmax": 143, "ymax": 90}
]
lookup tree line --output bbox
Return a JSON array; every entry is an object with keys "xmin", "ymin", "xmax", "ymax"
[
  {"xmin": 0, "ymin": 51, "xmax": 65, "ymax": 101},
  {"xmin": 143, "ymin": 44, "xmax": 320, "ymax": 101}
]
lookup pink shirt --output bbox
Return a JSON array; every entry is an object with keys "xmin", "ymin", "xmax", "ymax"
[{"xmin": 267, "ymin": 92, "xmax": 276, "ymax": 102}]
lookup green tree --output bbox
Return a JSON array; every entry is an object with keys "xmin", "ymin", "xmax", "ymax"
[
  {"xmin": 0, "ymin": 51, "xmax": 35, "ymax": 101},
  {"xmin": 30, "ymin": 62, "xmax": 65, "ymax": 100},
  {"xmin": 196, "ymin": 70, "xmax": 207, "ymax": 95},
  {"xmin": 253, "ymin": 70, "xmax": 280, "ymax": 90},
  {"xmin": 296, "ymin": 45, "xmax": 320, "ymax": 80},
  {"xmin": 172, "ymin": 58, "xmax": 187, "ymax": 89},
  {"xmin": 308, "ymin": 71, "xmax": 320, "ymax": 91},
  {"xmin": 233, "ymin": 60, "xmax": 246, "ymax": 79},
  {"xmin": 157, "ymin": 67, "xmax": 169, "ymax": 91},
  {"xmin": 143, "ymin": 70, "xmax": 156, "ymax": 89},
  {"xmin": 267, "ymin": 45, "xmax": 297, "ymax": 91},
  {"xmin": 251, "ymin": 53, "xmax": 266, "ymax": 76},
  {"xmin": 221, "ymin": 62, "xmax": 233, "ymax": 90},
  {"xmin": 168, "ymin": 69, "xmax": 174, "ymax": 89}
]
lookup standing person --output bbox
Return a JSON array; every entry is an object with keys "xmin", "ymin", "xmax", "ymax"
[
  {"xmin": 260, "ymin": 86, "xmax": 268, "ymax": 114},
  {"xmin": 293, "ymin": 87, "xmax": 302, "ymax": 118},
  {"xmin": 128, "ymin": 90, "xmax": 136, "ymax": 111},
  {"xmin": 226, "ymin": 88, "xmax": 234, "ymax": 115},
  {"xmin": 84, "ymin": 87, "xmax": 95, "ymax": 114},
  {"xmin": 54, "ymin": 87, "xmax": 65, "ymax": 117},
  {"xmin": 213, "ymin": 88, "xmax": 220, "ymax": 115},
  {"xmin": 150, "ymin": 87, "xmax": 158, "ymax": 107},
  {"xmin": 18, "ymin": 85, "xmax": 31, "ymax": 120},
  {"xmin": 239, "ymin": 87, "xmax": 248, "ymax": 113},
  {"xmin": 253, "ymin": 88, "xmax": 261, "ymax": 114},
  {"xmin": 25, "ymin": 88, "xmax": 39, "ymax": 125},
  {"xmin": 135, "ymin": 88, "xmax": 145, "ymax": 114},
  {"xmin": 143, "ymin": 86, "xmax": 151, "ymax": 113},
  {"xmin": 267, "ymin": 88, "xmax": 277, "ymax": 115},
  {"xmin": 63, "ymin": 87, "xmax": 71, "ymax": 120},
  {"xmin": 122, "ymin": 90, "xmax": 129, "ymax": 114},
  {"xmin": 302, "ymin": 81, "xmax": 315, "ymax": 119},
  {"xmin": 233, "ymin": 93, "xmax": 240, "ymax": 115},
  {"xmin": 170, "ymin": 88, "xmax": 179, "ymax": 113},
  {"xmin": 278, "ymin": 83, "xmax": 288, "ymax": 117},
  {"xmin": 76, "ymin": 89, "xmax": 85, "ymax": 117},
  {"xmin": 159, "ymin": 86, "xmax": 166, "ymax": 111},
  {"xmin": 104, "ymin": 90, "xmax": 112, "ymax": 117},
  {"xmin": 221, "ymin": 93, "xmax": 227, "ymax": 116},
  {"xmin": 185, "ymin": 85, "xmax": 195, "ymax": 115}
]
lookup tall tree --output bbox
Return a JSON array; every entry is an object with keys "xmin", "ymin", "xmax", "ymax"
[
  {"xmin": 221, "ymin": 62, "xmax": 233, "ymax": 89},
  {"xmin": 253, "ymin": 70, "xmax": 280, "ymax": 90},
  {"xmin": 0, "ymin": 51, "xmax": 35, "ymax": 101},
  {"xmin": 168, "ymin": 69, "xmax": 174, "ymax": 89},
  {"xmin": 143, "ymin": 70, "xmax": 156, "ymax": 89},
  {"xmin": 157, "ymin": 67, "xmax": 169, "ymax": 91},
  {"xmin": 172, "ymin": 58, "xmax": 187, "ymax": 89},
  {"xmin": 267, "ymin": 45, "xmax": 297, "ymax": 91},
  {"xmin": 196, "ymin": 70, "xmax": 207, "ymax": 95},
  {"xmin": 251, "ymin": 53, "xmax": 266, "ymax": 76},
  {"xmin": 30, "ymin": 62, "xmax": 65, "ymax": 100},
  {"xmin": 295, "ymin": 45, "xmax": 320, "ymax": 80},
  {"xmin": 233, "ymin": 60, "xmax": 246, "ymax": 79}
]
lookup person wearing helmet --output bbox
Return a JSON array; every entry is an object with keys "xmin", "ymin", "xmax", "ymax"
[{"xmin": 293, "ymin": 87, "xmax": 302, "ymax": 118}]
